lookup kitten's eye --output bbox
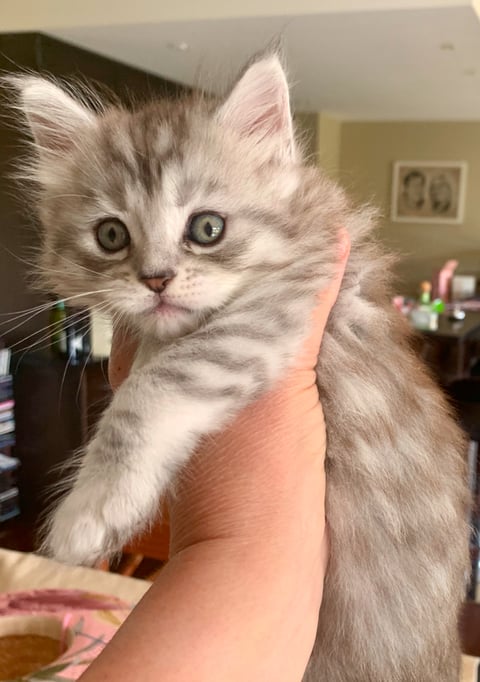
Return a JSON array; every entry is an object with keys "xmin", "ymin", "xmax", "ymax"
[
  {"xmin": 96, "ymin": 219, "xmax": 130, "ymax": 252},
  {"xmin": 188, "ymin": 213, "xmax": 225, "ymax": 246}
]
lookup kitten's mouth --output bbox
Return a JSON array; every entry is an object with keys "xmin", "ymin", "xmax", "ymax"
[{"xmin": 152, "ymin": 298, "xmax": 192, "ymax": 317}]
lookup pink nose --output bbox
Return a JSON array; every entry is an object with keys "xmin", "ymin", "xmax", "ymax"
[{"xmin": 141, "ymin": 274, "xmax": 175, "ymax": 293}]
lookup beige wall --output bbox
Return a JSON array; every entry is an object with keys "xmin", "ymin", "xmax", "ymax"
[
  {"xmin": 316, "ymin": 113, "xmax": 342, "ymax": 179},
  {"xmin": 338, "ymin": 121, "xmax": 480, "ymax": 295},
  {"xmin": 295, "ymin": 112, "xmax": 318, "ymax": 163},
  {"xmin": 295, "ymin": 111, "xmax": 342, "ymax": 175}
]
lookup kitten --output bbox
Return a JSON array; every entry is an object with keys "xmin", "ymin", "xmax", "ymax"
[{"xmin": 8, "ymin": 53, "xmax": 469, "ymax": 681}]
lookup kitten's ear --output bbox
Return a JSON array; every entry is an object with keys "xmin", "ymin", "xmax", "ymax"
[
  {"xmin": 217, "ymin": 55, "xmax": 295, "ymax": 161},
  {"xmin": 7, "ymin": 76, "xmax": 96, "ymax": 155}
]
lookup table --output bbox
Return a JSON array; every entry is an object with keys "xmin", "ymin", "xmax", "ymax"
[{"xmin": 420, "ymin": 311, "xmax": 480, "ymax": 383}]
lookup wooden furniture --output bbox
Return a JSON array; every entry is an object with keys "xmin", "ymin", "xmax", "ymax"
[
  {"xmin": 10, "ymin": 350, "xmax": 170, "ymax": 577},
  {"xmin": 12, "ymin": 351, "xmax": 111, "ymax": 519},
  {"xmin": 420, "ymin": 311, "xmax": 480, "ymax": 384},
  {"xmin": 447, "ymin": 378, "xmax": 480, "ymax": 600},
  {"xmin": 460, "ymin": 601, "xmax": 480, "ymax": 657},
  {"xmin": 114, "ymin": 514, "xmax": 170, "ymax": 577}
]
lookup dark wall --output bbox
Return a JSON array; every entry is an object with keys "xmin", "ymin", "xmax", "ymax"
[
  {"xmin": 0, "ymin": 34, "xmax": 39, "ymax": 348},
  {"xmin": 38, "ymin": 33, "xmax": 184, "ymax": 100},
  {"xmin": 0, "ymin": 32, "xmax": 183, "ymax": 346}
]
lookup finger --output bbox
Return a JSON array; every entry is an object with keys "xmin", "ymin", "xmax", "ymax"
[
  {"xmin": 312, "ymin": 228, "xmax": 350, "ymax": 333},
  {"xmin": 295, "ymin": 229, "xmax": 350, "ymax": 368}
]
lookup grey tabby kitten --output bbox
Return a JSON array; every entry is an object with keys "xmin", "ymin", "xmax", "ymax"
[{"xmin": 9, "ymin": 53, "xmax": 469, "ymax": 681}]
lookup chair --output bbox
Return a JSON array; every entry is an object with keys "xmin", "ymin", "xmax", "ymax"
[
  {"xmin": 99, "ymin": 505, "xmax": 170, "ymax": 579},
  {"xmin": 459, "ymin": 601, "xmax": 480, "ymax": 657},
  {"xmin": 447, "ymin": 378, "xmax": 480, "ymax": 600},
  {"xmin": 120, "ymin": 515, "xmax": 170, "ymax": 577}
]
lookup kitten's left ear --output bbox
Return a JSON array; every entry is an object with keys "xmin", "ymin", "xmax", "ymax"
[{"xmin": 217, "ymin": 55, "xmax": 296, "ymax": 161}]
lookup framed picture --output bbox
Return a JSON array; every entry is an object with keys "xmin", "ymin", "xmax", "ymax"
[{"xmin": 391, "ymin": 161, "xmax": 468, "ymax": 224}]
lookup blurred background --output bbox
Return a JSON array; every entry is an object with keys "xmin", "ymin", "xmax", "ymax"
[{"xmin": 0, "ymin": 0, "xmax": 480, "ymax": 627}]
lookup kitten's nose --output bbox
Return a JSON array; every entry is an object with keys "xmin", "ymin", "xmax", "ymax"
[{"xmin": 140, "ymin": 272, "xmax": 175, "ymax": 293}]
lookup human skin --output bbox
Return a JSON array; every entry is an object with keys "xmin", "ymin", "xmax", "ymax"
[{"xmin": 79, "ymin": 233, "xmax": 350, "ymax": 682}]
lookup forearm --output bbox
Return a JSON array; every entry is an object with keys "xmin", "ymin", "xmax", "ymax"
[
  {"xmin": 80, "ymin": 390, "xmax": 327, "ymax": 682},
  {"xmin": 80, "ymin": 539, "xmax": 322, "ymax": 682}
]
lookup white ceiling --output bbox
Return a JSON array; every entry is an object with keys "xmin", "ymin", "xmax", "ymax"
[
  {"xmin": 4, "ymin": 0, "xmax": 480, "ymax": 120},
  {"xmin": 3, "ymin": 1, "xmax": 478, "ymax": 29}
]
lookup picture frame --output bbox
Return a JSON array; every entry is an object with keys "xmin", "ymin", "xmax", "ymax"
[{"xmin": 391, "ymin": 161, "xmax": 468, "ymax": 224}]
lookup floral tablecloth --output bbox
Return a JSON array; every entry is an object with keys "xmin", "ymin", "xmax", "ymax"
[
  {"xmin": 0, "ymin": 549, "xmax": 150, "ymax": 681},
  {"xmin": 0, "ymin": 588, "xmax": 131, "ymax": 680}
]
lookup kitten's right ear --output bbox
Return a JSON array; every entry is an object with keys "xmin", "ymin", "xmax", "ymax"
[
  {"xmin": 6, "ymin": 76, "xmax": 96, "ymax": 156},
  {"xmin": 217, "ymin": 54, "xmax": 295, "ymax": 161}
]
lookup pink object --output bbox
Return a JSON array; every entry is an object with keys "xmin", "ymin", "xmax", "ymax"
[
  {"xmin": 434, "ymin": 260, "xmax": 458, "ymax": 303},
  {"xmin": 0, "ymin": 589, "xmax": 131, "ymax": 679},
  {"xmin": 0, "ymin": 400, "xmax": 14, "ymax": 412},
  {"xmin": 0, "ymin": 588, "xmax": 127, "ymax": 615},
  {"xmin": 392, "ymin": 296, "xmax": 404, "ymax": 312}
]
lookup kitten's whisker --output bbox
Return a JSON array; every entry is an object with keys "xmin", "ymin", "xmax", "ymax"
[
  {"xmin": 42, "ymin": 247, "xmax": 114, "ymax": 281},
  {"xmin": 44, "ymin": 194, "xmax": 94, "ymax": 200},
  {"xmin": 15, "ymin": 339, "xmax": 58, "ymax": 369},
  {"xmin": 109, "ymin": 308, "xmax": 130, "ymax": 337},
  {"xmin": 0, "ymin": 300, "xmax": 54, "ymax": 323},
  {"xmin": 9, "ymin": 309, "xmax": 92, "ymax": 352},
  {"xmin": 14, "ymin": 312, "xmax": 99, "ymax": 361},
  {"xmin": 3, "ymin": 305, "xmax": 86, "ymax": 340},
  {"xmin": 13, "ymin": 301, "xmax": 110, "ymax": 386},
  {"xmin": 58, "ymin": 288, "xmax": 115, "ymax": 303},
  {"xmin": 0, "ymin": 242, "xmax": 38, "ymax": 270},
  {"xmin": 0, "ymin": 302, "xmax": 49, "ymax": 317},
  {"xmin": 11, "ymin": 300, "xmax": 111, "ymax": 357},
  {"xmin": 58, "ymin": 323, "xmax": 95, "ymax": 408},
  {"xmin": 0, "ymin": 293, "xmax": 108, "ymax": 340},
  {"xmin": 58, "ymin": 347, "xmax": 74, "ymax": 408},
  {"xmin": 33, "ymin": 262, "xmax": 113, "ymax": 285},
  {"xmin": 13, "ymin": 313, "xmax": 96, "ymax": 367},
  {"xmin": 14, "ymin": 326, "xmax": 80, "ymax": 361},
  {"xmin": 31, "ymin": 263, "xmax": 105, "ymax": 282},
  {"xmin": 76, "ymin": 346, "xmax": 95, "ymax": 407},
  {"xmin": 8, "ymin": 240, "xmax": 114, "ymax": 284},
  {"xmin": 3, "ymin": 293, "xmax": 107, "ymax": 339},
  {"xmin": 1, "ymin": 288, "xmax": 115, "ymax": 327}
]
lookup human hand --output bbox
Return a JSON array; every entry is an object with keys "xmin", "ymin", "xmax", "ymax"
[{"xmin": 83, "ymin": 231, "xmax": 350, "ymax": 682}]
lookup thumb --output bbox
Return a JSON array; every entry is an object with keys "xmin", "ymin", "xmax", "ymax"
[{"xmin": 294, "ymin": 229, "xmax": 350, "ymax": 371}]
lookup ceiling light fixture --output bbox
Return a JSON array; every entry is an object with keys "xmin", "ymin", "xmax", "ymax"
[{"xmin": 167, "ymin": 41, "xmax": 190, "ymax": 52}]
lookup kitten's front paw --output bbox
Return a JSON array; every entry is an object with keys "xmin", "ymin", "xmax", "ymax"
[{"xmin": 42, "ymin": 491, "xmax": 112, "ymax": 566}]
